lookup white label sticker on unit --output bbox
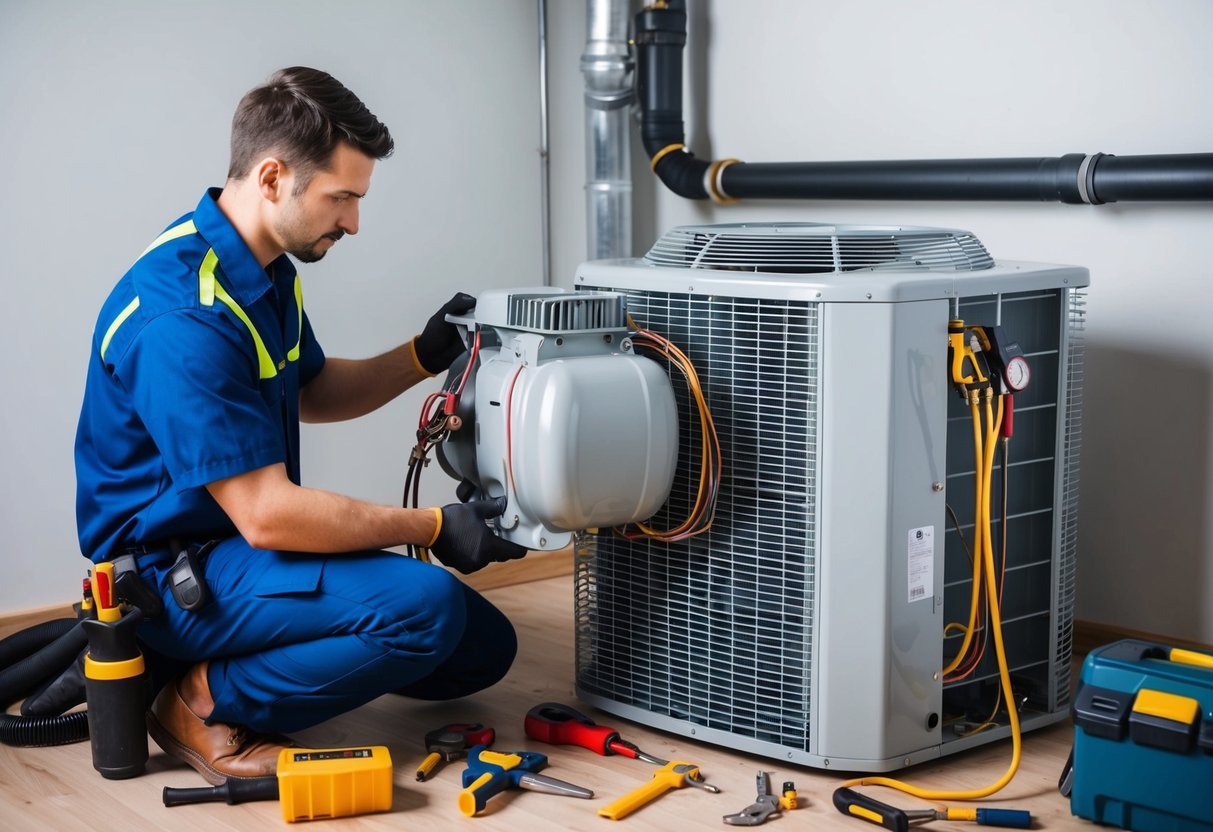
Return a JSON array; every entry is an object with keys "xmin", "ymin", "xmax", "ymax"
[{"xmin": 908, "ymin": 526, "xmax": 934, "ymax": 603}]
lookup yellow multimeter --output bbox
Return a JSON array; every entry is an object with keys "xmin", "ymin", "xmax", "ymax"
[{"xmin": 276, "ymin": 746, "xmax": 394, "ymax": 822}]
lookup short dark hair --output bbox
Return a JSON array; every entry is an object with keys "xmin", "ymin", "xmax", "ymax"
[{"xmin": 227, "ymin": 66, "xmax": 394, "ymax": 190}]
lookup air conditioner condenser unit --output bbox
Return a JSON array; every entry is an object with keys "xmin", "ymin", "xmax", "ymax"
[{"xmin": 572, "ymin": 222, "xmax": 1088, "ymax": 772}]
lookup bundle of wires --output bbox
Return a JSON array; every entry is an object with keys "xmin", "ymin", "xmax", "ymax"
[
  {"xmin": 402, "ymin": 330, "xmax": 481, "ymax": 561},
  {"xmin": 943, "ymin": 396, "xmax": 1012, "ymax": 738},
  {"xmin": 942, "ymin": 392, "xmax": 1005, "ymax": 682},
  {"xmin": 613, "ymin": 315, "xmax": 722, "ymax": 543}
]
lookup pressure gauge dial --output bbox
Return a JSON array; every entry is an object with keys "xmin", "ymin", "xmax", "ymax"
[{"xmin": 1004, "ymin": 354, "xmax": 1031, "ymax": 392}]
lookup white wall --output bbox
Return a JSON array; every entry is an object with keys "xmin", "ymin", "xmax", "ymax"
[
  {"xmin": 0, "ymin": 0, "xmax": 542, "ymax": 611},
  {"xmin": 4, "ymin": 0, "xmax": 1212, "ymax": 645},
  {"xmin": 547, "ymin": 1, "xmax": 1213, "ymax": 643}
]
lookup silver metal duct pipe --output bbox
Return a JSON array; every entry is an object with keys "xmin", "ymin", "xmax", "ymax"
[
  {"xmin": 581, "ymin": 0, "xmax": 633, "ymax": 260},
  {"xmin": 538, "ymin": 0, "xmax": 552, "ymax": 284}
]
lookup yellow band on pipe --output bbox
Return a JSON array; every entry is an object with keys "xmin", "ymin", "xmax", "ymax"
[
  {"xmin": 650, "ymin": 142, "xmax": 686, "ymax": 172},
  {"xmin": 707, "ymin": 158, "xmax": 741, "ymax": 204}
]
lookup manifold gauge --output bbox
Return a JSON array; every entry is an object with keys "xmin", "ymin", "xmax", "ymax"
[{"xmin": 1004, "ymin": 354, "xmax": 1031, "ymax": 392}]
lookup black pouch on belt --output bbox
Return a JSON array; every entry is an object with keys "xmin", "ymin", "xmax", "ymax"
[
  {"xmin": 167, "ymin": 540, "xmax": 215, "ymax": 612},
  {"xmin": 111, "ymin": 554, "xmax": 164, "ymax": 619}
]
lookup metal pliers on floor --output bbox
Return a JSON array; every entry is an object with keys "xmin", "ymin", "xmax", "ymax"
[{"xmin": 724, "ymin": 770, "xmax": 799, "ymax": 825}]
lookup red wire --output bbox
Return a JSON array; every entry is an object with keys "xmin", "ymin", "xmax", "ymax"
[{"xmin": 454, "ymin": 330, "xmax": 481, "ymax": 397}]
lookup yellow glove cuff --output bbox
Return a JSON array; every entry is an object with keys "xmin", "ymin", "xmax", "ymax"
[
  {"xmin": 408, "ymin": 336, "xmax": 436, "ymax": 379},
  {"xmin": 425, "ymin": 506, "xmax": 443, "ymax": 548}
]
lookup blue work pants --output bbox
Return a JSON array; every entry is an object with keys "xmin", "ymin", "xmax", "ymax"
[{"xmin": 136, "ymin": 539, "xmax": 516, "ymax": 733}]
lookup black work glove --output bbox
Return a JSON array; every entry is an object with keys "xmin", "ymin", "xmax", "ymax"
[
  {"xmin": 413, "ymin": 291, "xmax": 476, "ymax": 375},
  {"xmin": 431, "ymin": 496, "xmax": 528, "ymax": 575},
  {"xmin": 455, "ymin": 478, "xmax": 480, "ymax": 503}
]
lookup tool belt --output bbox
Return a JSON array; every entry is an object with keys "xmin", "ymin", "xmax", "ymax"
[{"xmin": 109, "ymin": 539, "xmax": 216, "ymax": 616}]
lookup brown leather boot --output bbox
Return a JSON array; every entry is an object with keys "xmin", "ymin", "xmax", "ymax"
[{"xmin": 147, "ymin": 661, "xmax": 290, "ymax": 785}]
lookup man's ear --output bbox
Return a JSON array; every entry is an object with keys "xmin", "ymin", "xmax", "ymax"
[{"xmin": 255, "ymin": 157, "xmax": 287, "ymax": 202}]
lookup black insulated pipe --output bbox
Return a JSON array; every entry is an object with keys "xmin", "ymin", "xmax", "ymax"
[
  {"xmin": 1090, "ymin": 153, "xmax": 1213, "ymax": 202},
  {"xmin": 634, "ymin": 2, "xmax": 1213, "ymax": 204},
  {"xmin": 721, "ymin": 156, "xmax": 1091, "ymax": 203},
  {"xmin": 634, "ymin": 0, "xmax": 709, "ymax": 199}
]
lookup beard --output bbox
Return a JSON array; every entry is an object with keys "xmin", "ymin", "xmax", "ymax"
[
  {"xmin": 286, "ymin": 230, "xmax": 344, "ymax": 263},
  {"xmin": 275, "ymin": 201, "xmax": 344, "ymax": 263}
]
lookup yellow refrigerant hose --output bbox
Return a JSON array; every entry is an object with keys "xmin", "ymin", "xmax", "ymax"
[
  {"xmin": 941, "ymin": 397, "xmax": 986, "ymax": 676},
  {"xmin": 842, "ymin": 377, "xmax": 1021, "ymax": 801}
]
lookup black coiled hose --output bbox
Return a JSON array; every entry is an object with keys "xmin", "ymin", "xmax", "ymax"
[{"xmin": 0, "ymin": 618, "xmax": 90, "ymax": 746}]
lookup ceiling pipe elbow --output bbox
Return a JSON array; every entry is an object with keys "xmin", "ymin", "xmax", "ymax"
[
  {"xmin": 634, "ymin": 2, "xmax": 1213, "ymax": 204},
  {"xmin": 647, "ymin": 141, "xmax": 712, "ymax": 201},
  {"xmin": 635, "ymin": 1, "xmax": 709, "ymax": 200}
]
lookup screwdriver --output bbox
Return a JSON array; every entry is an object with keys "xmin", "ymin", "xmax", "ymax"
[
  {"xmin": 524, "ymin": 702, "xmax": 668, "ymax": 765},
  {"xmin": 833, "ymin": 788, "xmax": 1032, "ymax": 831}
]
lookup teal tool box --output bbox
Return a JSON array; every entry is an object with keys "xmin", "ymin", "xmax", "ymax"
[{"xmin": 1070, "ymin": 639, "xmax": 1213, "ymax": 831}]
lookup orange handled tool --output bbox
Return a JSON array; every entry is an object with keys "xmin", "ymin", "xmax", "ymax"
[{"xmin": 598, "ymin": 760, "xmax": 720, "ymax": 820}]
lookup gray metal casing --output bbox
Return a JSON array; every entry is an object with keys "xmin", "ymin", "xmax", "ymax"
[
  {"xmin": 438, "ymin": 288, "xmax": 679, "ymax": 551},
  {"xmin": 572, "ymin": 226, "xmax": 1088, "ymax": 771}
]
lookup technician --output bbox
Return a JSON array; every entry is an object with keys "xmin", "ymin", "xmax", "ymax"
[{"xmin": 73, "ymin": 66, "xmax": 527, "ymax": 786}]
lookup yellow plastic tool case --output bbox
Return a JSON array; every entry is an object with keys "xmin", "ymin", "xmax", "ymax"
[{"xmin": 1070, "ymin": 640, "xmax": 1213, "ymax": 831}]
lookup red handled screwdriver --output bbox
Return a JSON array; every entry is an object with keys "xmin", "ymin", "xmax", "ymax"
[{"xmin": 524, "ymin": 702, "xmax": 667, "ymax": 765}]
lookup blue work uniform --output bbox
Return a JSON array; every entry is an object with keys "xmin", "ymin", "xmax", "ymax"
[{"xmin": 74, "ymin": 189, "xmax": 515, "ymax": 732}]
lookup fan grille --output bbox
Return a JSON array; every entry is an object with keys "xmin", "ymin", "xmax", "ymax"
[
  {"xmin": 575, "ymin": 289, "xmax": 819, "ymax": 750},
  {"xmin": 644, "ymin": 223, "xmax": 994, "ymax": 274}
]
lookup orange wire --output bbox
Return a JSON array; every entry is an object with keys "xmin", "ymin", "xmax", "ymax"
[
  {"xmin": 504, "ymin": 364, "xmax": 524, "ymax": 496},
  {"xmin": 616, "ymin": 321, "xmax": 721, "ymax": 542}
]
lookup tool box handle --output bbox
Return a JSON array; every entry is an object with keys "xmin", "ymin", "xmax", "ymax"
[
  {"xmin": 1170, "ymin": 647, "xmax": 1213, "ymax": 671},
  {"xmin": 1097, "ymin": 639, "xmax": 1213, "ymax": 668}
]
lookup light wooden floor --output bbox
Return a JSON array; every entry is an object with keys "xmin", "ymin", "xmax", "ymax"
[{"xmin": 1, "ymin": 574, "xmax": 1089, "ymax": 831}]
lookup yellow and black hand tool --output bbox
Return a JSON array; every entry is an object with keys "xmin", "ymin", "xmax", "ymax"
[
  {"xmin": 833, "ymin": 787, "xmax": 1031, "ymax": 831},
  {"xmin": 416, "ymin": 721, "xmax": 496, "ymax": 781},
  {"xmin": 163, "ymin": 746, "xmax": 393, "ymax": 823},
  {"xmin": 458, "ymin": 745, "xmax": 593, "ymax": 816},
  {"xmin": 598, "ymin": 759, "xmax": 720, "ymax": 820}
]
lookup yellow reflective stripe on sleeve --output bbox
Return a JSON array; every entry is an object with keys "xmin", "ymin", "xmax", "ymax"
[
  {"xmin": 198, "ymin": 248, "xmax": 278, "ymax": 380},
  {"xmin": 198, "ymin": 248, "xmax": 218, "ymax": 306},
  {"xmin": 99, "ymin": 219, "xmax": 198, "ymax": 360},
  {"xmin": 140, "ymin": 219, "xmax": 197, "ymax": 257},
  {"xmin": 99, "ymin": 296, "xmax": 141, "ymax": 361},
  {"xmin": 287, "ymin": 273, "xmax": 303, "ymax": 362}
]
